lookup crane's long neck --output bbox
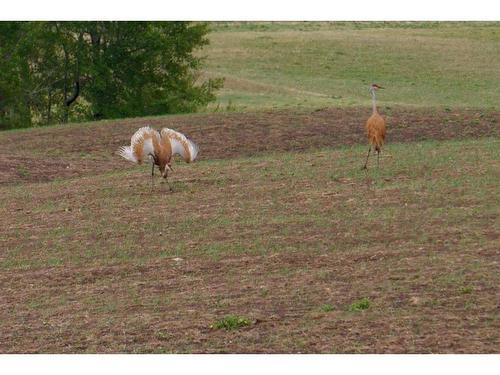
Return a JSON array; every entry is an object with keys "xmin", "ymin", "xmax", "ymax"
[{"xmin": 371, "ymin": 89, "xmax": 378, "ymax": 114}]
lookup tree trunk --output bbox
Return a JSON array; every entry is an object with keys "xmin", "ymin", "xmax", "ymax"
[
  {"xmin": 47, "ymin": 87, "xmax": 52, "ymax": 125},
  {"xmin": 66, "ymin": 80, "xmax": 80, "ymax": 107},
  {"xmin": 63, "ymin": 47, "xmax": 69, "ymax": 123}
]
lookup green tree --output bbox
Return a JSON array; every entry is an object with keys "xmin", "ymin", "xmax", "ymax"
[
  {"xmin": 0, "ymin": 21, "xmax": 222, "ymax": 129},
  {"xmin": 0, "ymin": 22, "xmax": 35, "ymax": 128}
]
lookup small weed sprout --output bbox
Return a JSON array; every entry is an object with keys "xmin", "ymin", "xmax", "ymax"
[
  {"xmin": 210, "ymin": 315, "xmax": 250, "ymax": 330},
  {"xmin": 349, "ymin": 297, "xmax": 371, "ymax": 312},
  {"xmin": 226, "ymin": 99, "xmax": 237, "ymax": 112},
  {"xmin": 321, "ymin": 304, "xmax": 334, "ymax": 312},
  {"xmin": 17, "ymin": 166, "xmax": 31, "ymax": 177},
  {"xmin": 460, "ymin": 286, "xmax": 473, "ymax": 294}
]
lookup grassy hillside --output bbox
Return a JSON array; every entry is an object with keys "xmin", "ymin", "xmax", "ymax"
[{"xmin": 203, "ymin": 22, "xmax": 500, "ymax": 111}]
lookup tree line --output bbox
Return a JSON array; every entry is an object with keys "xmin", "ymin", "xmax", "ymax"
[{"xmin": 0, "ymin": 21, "xmax": 223, "ymax": 130}]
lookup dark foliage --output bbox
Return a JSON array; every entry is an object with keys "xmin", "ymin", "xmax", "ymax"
[{"xmin": 0, "ymin": 21, "xmax": 223, "ymax": 129}]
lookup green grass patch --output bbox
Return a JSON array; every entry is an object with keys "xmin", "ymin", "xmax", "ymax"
[
  {"xmin": 460, "ymin": 286, "xmax": 474, "ymax": 295},
  {"xmin": 210, "ymin": 315, "xmax": 251, "ymax": 330},
  {"xmin": 320, "ymin": 304, "xmax": 334, "ymax": 312},
  {"xmin": 348, "ymin": 298, "xmax": 371, "ymax": 312},
  {"xmin": 16, "ymin": 166, "xmax": 31, "ymax": 177}
]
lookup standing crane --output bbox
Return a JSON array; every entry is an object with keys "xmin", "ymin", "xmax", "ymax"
[
  {"xmin": 118, "ymin": 126, "xmax": 199, "ymax": 191},
  {"xmin": 362, "ymin": 83, "xmax": 386, "ymax": 170}
]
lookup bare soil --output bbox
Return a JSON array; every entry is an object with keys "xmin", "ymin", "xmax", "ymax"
[
  {"xmin": 0, "ymin": 107, "xmax": 498, "ymax": 353},
  {"xmin": 1, "ymin": 250, "xmax": 497, "ymax": 353},
  {"xmin": 1, "ymin": 107, "xmax": 498, "ymax": 185}
]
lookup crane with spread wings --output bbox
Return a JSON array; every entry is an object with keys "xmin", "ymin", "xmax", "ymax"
[{"xmin": 118, "ymin": 126, "xmax": 199, "ymax": 191}]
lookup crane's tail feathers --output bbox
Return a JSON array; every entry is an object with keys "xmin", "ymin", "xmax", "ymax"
[
  {"xmin": 368, "ymin": 135, "xmax": 384, "ymax": 152},
  {"xmin": 117, "ymin": 146, "xmax": 138, "ymax": 163},
  {"xmin": 161, "ymin": 128, "xmax": 199, "ymax": 163}
]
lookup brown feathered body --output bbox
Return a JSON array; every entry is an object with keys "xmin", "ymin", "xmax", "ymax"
[
  {"xmin": 366, "ymin": 111, "xmax": 386, "ymax": 153},
  {"xmin": 362, "ymin": 84, "xmax": 386, "ymax": 169}
]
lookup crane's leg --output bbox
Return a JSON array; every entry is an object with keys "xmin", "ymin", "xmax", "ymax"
[
  {"xmin": 377, "ymin": 150, "xmax": 380, "ymax": 168},
  {"xmin": 148, "ymin": 153, "xmax": 158, "ymax": 191},
  {"xmin": 151, "ymin": 162, "xmax": 155, "ymax": 191},
  {"xmin": 164, "ymin": 173, "xmax": 173, "ymax": 192},
  {"xmin": 362, "ymin": 146, "xmax": 371, "ymax": 170}
]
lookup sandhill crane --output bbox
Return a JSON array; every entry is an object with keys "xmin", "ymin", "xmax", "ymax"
[
  {"xmin": 362, "ymin": 83, "xmax": 386, "ymax": 170},
  {"xmin": 118, "ymin": 126, "xmax": 199, "ymax": 191}
]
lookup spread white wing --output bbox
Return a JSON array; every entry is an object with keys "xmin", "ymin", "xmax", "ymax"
[
  {"xmin": 160, "ymin": 128, "xmax": 199, "ymax": 163},
  {"xmin": 118, "ymin": 126, "xmax": 159, "ymax": 164}
]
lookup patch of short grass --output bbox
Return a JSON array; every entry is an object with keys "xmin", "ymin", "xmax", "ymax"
[
  {"xmin": 210, "ymin": 315, "xmax": 251, "ymax": 330},
  {"xmin": 460, "ymin": 286, "xmax": 474, "ymax": 294},
  {"xmin": 16, "ymin": 166, "xmax": 31, "ymax": 177},
  {"xmin": 320, "ymin": 304, "xmax": 334, "ymax": 312},
  {"xmin": 348, "ymin": 298, "xmax": 371, "ymax": 312},
  {"xmin": 155, "ymin": 331, "xmax": 173, "ymax": 341}
]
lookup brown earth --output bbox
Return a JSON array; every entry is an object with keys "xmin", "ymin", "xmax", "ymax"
[
  {"xmin": 1, "ymin": 107, "xmax": 498, "ymax": 185},
  {"xmin": 1, "ymin": 250, "xmax": 497, "ymax": 353},
  {"xmin": 0, "ymin": 107, "xmax": 498, "ymax": 353}
]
